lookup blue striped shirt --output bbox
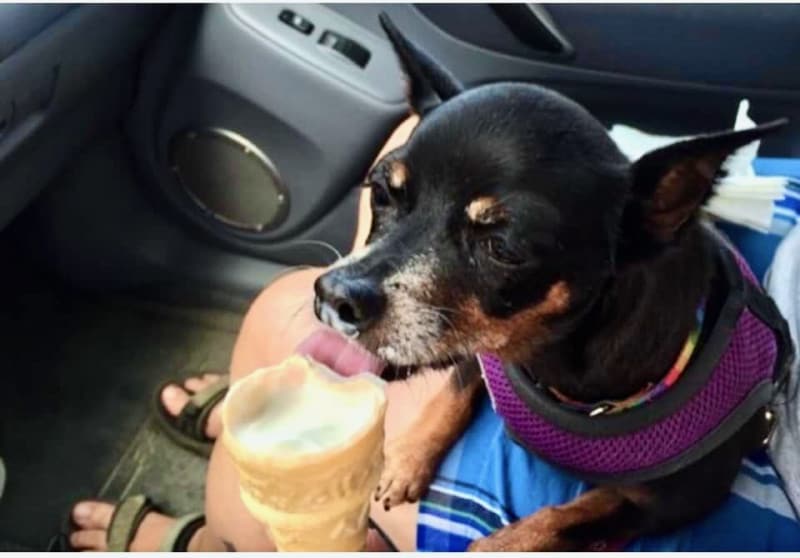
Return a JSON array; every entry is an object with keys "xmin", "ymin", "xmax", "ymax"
[{"xmin": 417, "ymin": 396, "xmax": 800, "ymax": 551}]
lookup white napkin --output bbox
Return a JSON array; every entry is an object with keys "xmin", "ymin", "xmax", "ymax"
[{"xmin": 608, "ymin": 100, "xmax": 789, "ymax": 233}]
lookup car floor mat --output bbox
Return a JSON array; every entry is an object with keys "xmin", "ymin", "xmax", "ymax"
[{"xmin": 0, "ymin": 261, "xmax": 241, "ymax": 549}]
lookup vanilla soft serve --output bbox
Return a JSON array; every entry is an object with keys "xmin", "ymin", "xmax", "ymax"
[
  {"xmin": 232, "ymin": 377, "xmax": 376, "ymax": 454},
  {"xmin": 221, "ymin": 355, "xmax": 387, "ymax": 551}
]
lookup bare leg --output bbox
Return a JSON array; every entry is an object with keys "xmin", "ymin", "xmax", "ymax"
[{"xmin": 204, "ymin": 264, "xmax": 446, "ymax": 551}]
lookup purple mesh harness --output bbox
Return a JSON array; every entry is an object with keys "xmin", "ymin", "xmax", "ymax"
[{"xmin": 477, "ymin": 242, "xmax": 793, "ymax": 483}]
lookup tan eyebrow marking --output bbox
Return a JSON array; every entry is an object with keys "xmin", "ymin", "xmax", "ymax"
[
  {"xmin": 388, "ymin": 160, "xmax": 408, "ymax": 190},
  {"xmin": 466, "ymin": 196, "xmax": 507, "ymax": 225}
]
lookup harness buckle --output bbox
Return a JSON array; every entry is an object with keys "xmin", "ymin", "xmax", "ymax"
[
  {"xmin": 762, "ymin": 408, "xmax": 777, "ymax": 447},
  {"xmin": 589, "ymin": 404, "xmax": 613, "ymax": 417}
]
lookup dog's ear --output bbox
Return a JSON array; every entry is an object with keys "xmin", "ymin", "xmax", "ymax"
[
  {"xmin": 629, "ymin": 119, "xmax": 787, "ymax": 242},
  {"xmin": 379, "ymin": 12, "xmax": 462, "ymax": 115}
]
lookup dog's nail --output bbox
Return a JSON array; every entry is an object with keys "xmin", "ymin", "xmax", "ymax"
[{"xmin": 383, "ymin": 500, "xmax": 390, "ymax": 511}]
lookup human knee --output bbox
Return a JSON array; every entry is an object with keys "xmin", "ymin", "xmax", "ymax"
[
  {"xmin": 250, "ymin": 268, "xmax": 321, "ymax": 328},
  {"xmin": 230, "ymin": 267, "xmax": 323, "ymax": 379}
]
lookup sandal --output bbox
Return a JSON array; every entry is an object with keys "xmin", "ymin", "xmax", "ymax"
[
  {"xmin": 152, "ymin": 374, "xmax": 229, "ymax": 457},
  {"xmin": 49, "ymin": 494, "xmax": 205, "ymax": 551}
]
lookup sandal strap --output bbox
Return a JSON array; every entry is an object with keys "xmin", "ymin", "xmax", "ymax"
[
  {"xmin": 189, "ymin": 376, "xmax": 230, "ymax": 410},
  {"xmin": 106, "ymin": 495, "xmax": 155, "ymax": 551},
  {"xmin": 175, "ymin": 377, "xmax": 230, "ymax": 440},
  {"xmin": 158, "ymin": 512, "xmax": 206, "ymax": 552}
]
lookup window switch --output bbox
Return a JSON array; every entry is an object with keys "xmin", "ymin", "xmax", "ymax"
[
  {"xmin": 278, "ymin": 9, "xmax": 314, "ymax": 35},
  {"xmin": 318, "ymin": 31, "xmax": 371, "ymax": 68}
]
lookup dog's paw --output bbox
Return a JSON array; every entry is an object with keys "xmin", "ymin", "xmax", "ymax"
[
  {"xmin": 466, "ymin": 513, "xmax": 564, "ymax": 552},
  {"xmin": 467, "ymin": 537, "xmax": 496, "ymax": 552},
  {"xmin": 375, "ymin": 436, "xmax": 438, "ymax": 510},
  {"xmin": 467, "ymin": 529, "xmax": 525, "ymax": 552},
  {"xmin": 468, "ymin": 533, "xmax": 532, "ymax": 552},
  {"xmin": 467, "ymin": 533, "xmax": 537, "ymax": 552}
]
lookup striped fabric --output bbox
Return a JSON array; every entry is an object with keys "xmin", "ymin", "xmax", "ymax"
[
  {"xmin": 416, "ymin": 396, "xmax": 800, "ymax": 551},
  {"xmin": 773, "ymin": 180, "xmax": 800, "ymax": 234},
  {"xmin": 753, "ymin": 158, "xmax": 800, "ymax": 235}
]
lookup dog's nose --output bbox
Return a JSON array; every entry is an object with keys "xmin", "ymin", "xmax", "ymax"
[{"xmin": 314, "ymin": 271, "xmax": 386, "ymax": 336}]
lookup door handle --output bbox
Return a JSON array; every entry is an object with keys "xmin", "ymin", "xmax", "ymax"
[{"xmin": 491, "ymin": 4, "xmax": 574, "ymax": 59}]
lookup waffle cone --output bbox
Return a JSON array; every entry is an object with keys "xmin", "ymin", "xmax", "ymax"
[{"xmin": 221, "ymin": 355, "xmax": 387, "ymax": 551}]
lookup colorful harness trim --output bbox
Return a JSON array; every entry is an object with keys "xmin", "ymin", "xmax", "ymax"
[{"xmin": 549, "ymin": 305, "xmax": 706, "ymax": 416}]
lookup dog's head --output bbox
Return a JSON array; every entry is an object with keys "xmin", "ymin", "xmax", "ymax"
[{"xmin": 314, "ymin": 14, "xmax": 786, "ymax": 371}]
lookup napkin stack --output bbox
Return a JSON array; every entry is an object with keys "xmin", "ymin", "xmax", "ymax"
[{"xmin": 609, "ymin": 100, "xmax": 799, "ymax": 237}]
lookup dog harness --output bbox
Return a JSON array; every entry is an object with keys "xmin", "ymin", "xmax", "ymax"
[{"xmin": 477, "ymin": 238, "xmax": 794, "ymax": 483}]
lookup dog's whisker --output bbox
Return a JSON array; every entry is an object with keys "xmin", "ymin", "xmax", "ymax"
[
  {"xmin": 282, "ymin": 294, "xmax": 314, "ymax": 333},
  {"xmin": 416, "ymin": 303, "xmax": 470, "ymax": 355},
  {"xmin": 283, "ymin": 239, "xmax": 344, "ymax": 263}
]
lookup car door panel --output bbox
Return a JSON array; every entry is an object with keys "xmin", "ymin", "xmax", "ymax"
[
  {"xmin": 0, "ymin": 5, "xmax": 166, "ymax": 230},
  {"xmin": 125, "ymin": 4, "xmax": 407, "ymax": 272},
  {"xmin": 331, "ymin": 4, "xmax": 800, "ymax": 156},
  {"xmin": 415, "ymin": 4, "xmax": 800, "ymax": 90}
]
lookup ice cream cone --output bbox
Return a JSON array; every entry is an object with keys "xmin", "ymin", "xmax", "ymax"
[{"xmin": 221, "ymin": 355, "xmax": 387, "ymax": 551}]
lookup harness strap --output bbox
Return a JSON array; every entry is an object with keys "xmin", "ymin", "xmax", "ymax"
[
  {"xmin": 484, "ymin": 237, "xmax": 787, "ymax": 484},
  {"xmin": 744, "ymin": 279, "xmax": 795, "ymax": 399}
]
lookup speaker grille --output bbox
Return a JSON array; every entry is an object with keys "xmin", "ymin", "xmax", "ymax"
[{"xmin": 170, "ymin": 129, "xmax": 288, "ymax": 231}]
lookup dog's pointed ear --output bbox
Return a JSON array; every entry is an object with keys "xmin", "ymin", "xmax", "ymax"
[
  {"xmin": 379, "ymin": 12, "xmax": 463, "ymax": 115},
  {"xmin": 629, "ymin": 118, "xmax": 787, "ymax": 242}
]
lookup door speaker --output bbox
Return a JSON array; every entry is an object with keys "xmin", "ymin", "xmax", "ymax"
[{"xmin": 169, "ymin": 128, "xmax": 289, "ymax": 232}]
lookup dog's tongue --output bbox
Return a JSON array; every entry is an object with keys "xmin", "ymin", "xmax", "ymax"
[{"xmin": 295, "ymin": 329, "xmax": 386, "ymax": 377}]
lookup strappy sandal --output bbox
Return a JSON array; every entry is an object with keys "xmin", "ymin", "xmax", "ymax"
[
  {"xmin": 152, "ymin": 374, "xmax": 229, "ymax": 457},
  {"xmin": 49, "ymin": 494, "xmax": 205, "ymax": 551},
  {"xmin": 48, "ymin": 497, "xmax": 400, "ymax": 551}
]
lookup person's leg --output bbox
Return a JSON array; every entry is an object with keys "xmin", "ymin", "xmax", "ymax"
[
  {"xmin": 203, "ymin": 265, "xmax": 444, "ymax": 551},
  {"xmin": 71, "ymin": 247, "xmax": 438, "ymax": 551},
  {"xmin": 70, "ymin": 116, "xmax": 432, "ymax": 551}
]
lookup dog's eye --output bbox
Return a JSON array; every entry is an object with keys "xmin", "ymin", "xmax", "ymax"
[
  {"xmin": 368, "ymin": 160, "xmax": 408, "ymax": 210},
  {"xmin": 371, "ymin": 183, "xmax": 391, "ymax": 208},
  {"xmin": 483, "ymin": 236, "xmax": 524, "ymax": 267}
]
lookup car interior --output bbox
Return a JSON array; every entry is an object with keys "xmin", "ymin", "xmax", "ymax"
[{"xmin": 1, "ymin": 3, "xmax": 799, "ymax": 550}]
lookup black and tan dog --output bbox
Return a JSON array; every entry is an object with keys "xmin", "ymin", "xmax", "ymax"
[{"xmin": 314, "ymin": 15, "xmax": 790, "ymax": 551}]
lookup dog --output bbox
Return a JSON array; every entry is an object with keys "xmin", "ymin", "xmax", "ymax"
[{"xmin": 313, "ymin": 14, "xmax": 792, "ymax": 551}]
